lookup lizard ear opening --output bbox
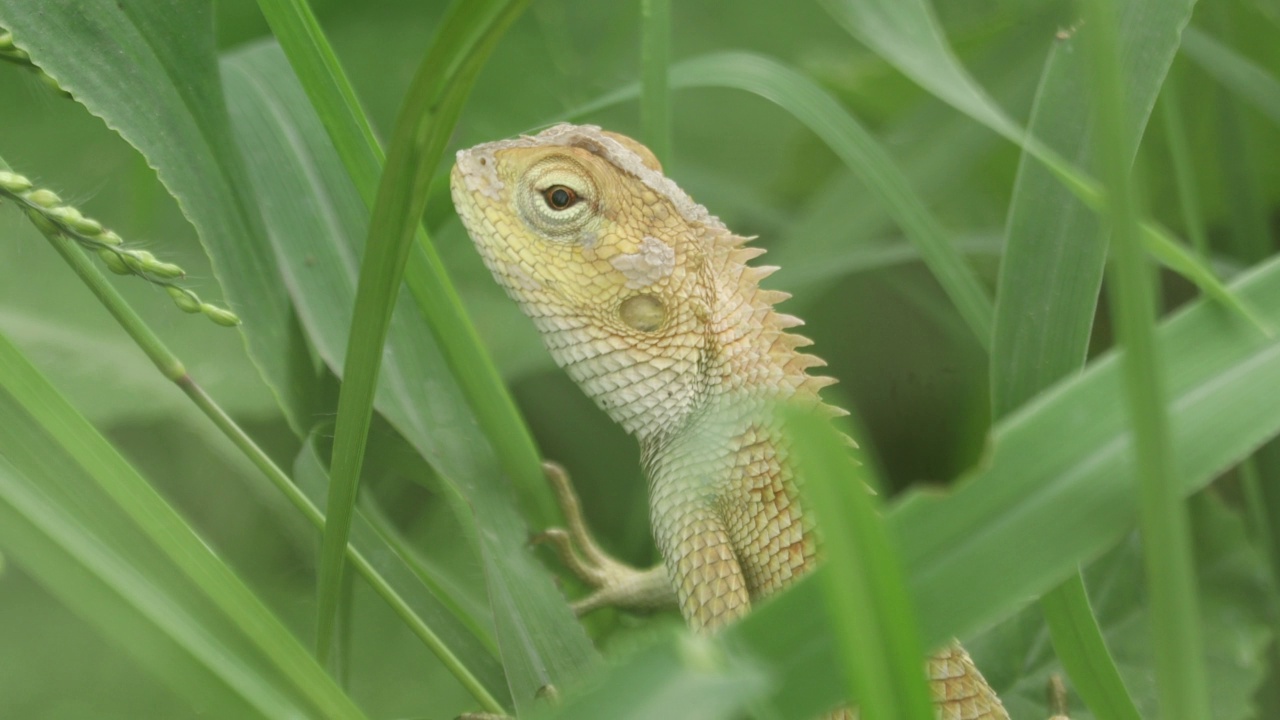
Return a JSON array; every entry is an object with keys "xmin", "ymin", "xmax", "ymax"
[{"xmin": 620, "ymin": 293, "xmax": 666, "ymax": 332}]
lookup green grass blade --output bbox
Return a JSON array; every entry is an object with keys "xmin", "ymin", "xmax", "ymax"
[
  {"xmin": 1199, "ymin": 10, "xmax": 1273, "ymax": 265},
  {"xmin": 252, "ymin": 0, "xmax": 384, "ymax": 193},
  {"xmin": 991, "ymin": 0, "xmax": 1193, "ymax": 418},
  {"xmin": 0, "ymin": 457, "xmax": 294, "ymax": 720},
  {"xmin": 787, "ymin": 408, "xmax": 933, "ymax": 720},
  {"xmin": 640, "ymin": 0, "xmax": 672, "ymax": 162},
  {"xmin": 0, "ymin": 329, "xmax": 367, "ymax": 719},
  {"xmin": 220, "ymin": 25, "xmax": 597, "ymax": 712},
  {"xmin": 988, "ymin": 1, "xmax": 1188, "ymax": 716},
  {"xmin": 817, "ymin": 0, "xmax": 1023, "ymax": 142},
  {"xmin": 1038, "ymin": 573, "xmax": 1140, "ymax": 720},
  {"xmin": 1158, "ymin": 69, "xmax": 1210, "ymax": 259},
  {"xmin": 317, "ymin": 0, "xmax": 533, "ymax": 672},
  {"xmin": 818, "ymin": 0, "xmax": 1268, "ymax": 334},
  {"xmin": 292, "ymin": 436, "xmax": 507, "ymax": 712},
  {"xmin": 1181, "ymin": 26, "xmax": 1280, "ymax": 128},
  {"xmin": 1061, "ymin": 12, "xmax": 1209, "ymax": 716},
  {"xmin": 221, "ymin": 40, "xmax": 503, "ymax": 652},
  {"xmin": 252, "ymin": 0, "xmax": 551, "ymax": 531}
]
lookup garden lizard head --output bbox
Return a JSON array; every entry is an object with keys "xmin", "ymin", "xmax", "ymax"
[{"xmin": 451, "ymin": 123, "xmax": 823, "ymax": 440}]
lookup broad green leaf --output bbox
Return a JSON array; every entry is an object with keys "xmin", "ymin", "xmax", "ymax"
[
  {"xmin": 0, "ymin": 0, "xmax": 311, "ymax": 431},
  {"xmin": 973, "ymin": 495, "xmax": 1274, "ymax": 720},
  {"xmin": 726, "ymin": 253, "xmax": 1280, "ymax": 717},
  {"xmin": 0, "ymin": 328, "xmax": 364, "ymax": 719}
]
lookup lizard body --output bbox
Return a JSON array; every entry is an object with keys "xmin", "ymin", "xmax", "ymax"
[{"xmin": 451, "ymin": 123, "xmax": 1012, "ymax": 719}]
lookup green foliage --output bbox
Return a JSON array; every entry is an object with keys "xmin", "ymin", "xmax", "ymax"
[{"xmin": 0, "ymin": 0, "xmax": 1278, "ymax": 718}]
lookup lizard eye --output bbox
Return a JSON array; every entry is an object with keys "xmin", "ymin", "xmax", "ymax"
[
  {"xmin": 517, "ymin": 157, "xmax": 598, "ymax": 240},
  {"xmin": 543, "ymin": 185, "xmax": 578, "ymax": 210}
]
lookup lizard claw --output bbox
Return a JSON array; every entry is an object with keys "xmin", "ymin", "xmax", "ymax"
[{"xmin": 535, "ymin": 461, "xmax": 676, "ymax": 615}]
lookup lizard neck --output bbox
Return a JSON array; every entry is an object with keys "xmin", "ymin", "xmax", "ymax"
[{"xmin": 528, "ymin": 307, "xmax": 707, "ymax": 442}]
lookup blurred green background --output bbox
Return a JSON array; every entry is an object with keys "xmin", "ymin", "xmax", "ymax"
[{"xmin": 1, "ymin": 0, "xmax": 1278, "ymax": 717}]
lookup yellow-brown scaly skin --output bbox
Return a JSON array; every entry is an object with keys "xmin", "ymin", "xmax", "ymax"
[{"xmin": 450, "ymin": 123, "xmax": 1011, "ymax": 719}]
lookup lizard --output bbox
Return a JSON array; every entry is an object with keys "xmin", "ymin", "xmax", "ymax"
[{"xmin": 450, "ymin": 122, "xmax": 1027, "ymax": 719}]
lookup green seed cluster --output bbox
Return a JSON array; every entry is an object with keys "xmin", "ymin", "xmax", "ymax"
[
  {"xmin": 0, "ymin": 30, "xmax": 68, "ymax": 97},
  {"xmin": 0, "ymin": 169, "xmax": 240, "ymax": 327}
]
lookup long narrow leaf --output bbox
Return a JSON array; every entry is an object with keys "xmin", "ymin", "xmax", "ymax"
[
  {"xmin": 639, "ymin": 0, "xmax": 672, "ymax": 162},
  {"xmin": 318, "ymin": 0, "xmax": 600, "ymax": 711},
  {"xmin": 317, "ymin": 0, "xmax": 526, "ymax": 663},
  {"xmin": 251, "ymin": 0, "xmax": 552, "ymax": 529},
  {"xmin": 990, "ymin": 0, "xmax": 1191, "ymax": 716}
]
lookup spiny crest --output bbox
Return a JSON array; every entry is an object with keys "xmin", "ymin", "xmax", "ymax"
[{"xmin": 703, "ymin": 224, "xmax": 844, "ymax": 414}]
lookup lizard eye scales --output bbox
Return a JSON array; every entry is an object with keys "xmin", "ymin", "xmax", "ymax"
[
  {"xmin": 515, "ymin": 156, "xmax": 598, "ymax": 240},
  {"xmin": 543, "ymin": 185, "xmax": 577, "ymax": 210}
]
